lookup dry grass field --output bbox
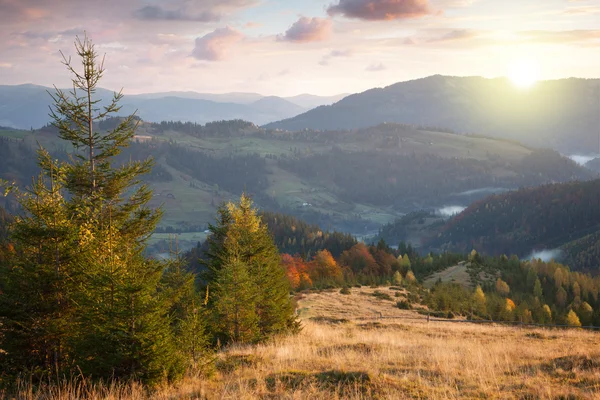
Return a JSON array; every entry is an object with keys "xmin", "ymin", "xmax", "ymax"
[{"xmin": 7, "ymin": 287, "xmax": 600, "ymax": 399}]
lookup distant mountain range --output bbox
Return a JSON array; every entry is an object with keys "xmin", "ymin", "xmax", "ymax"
[
  {"xmin": 265, "ymin": 75, "xmax": 600, "ymax": 154},
  {"xmin": 0, "ymin": 84, "xmax": 348, "ymax": 129}
]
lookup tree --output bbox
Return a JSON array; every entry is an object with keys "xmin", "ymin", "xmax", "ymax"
[
  {"xmin": 533, "ymin": 278, "xmax": 543, "ymax": 299},
  {"xmin": 472, "ymin": 286, "xmax": 487, "ymax": 317},
  {"xmin": 495, "ymin": 278, "xmax": 510, "ymax": 297},
  {"xmin": 405, "ymin": 270, "xmax": 417, "ymax": 284},
  {"xmin": 556, "ymin": 286, "xmax": 568, "ymax": 308},
  {"xmin": 310, "ymin": 249, "xmax": 343, "ymax": 285},
  {"xmin": 0, "ymin": 35, "xmax": 186, "ymax": 384},
  {"xmin": 392, "ymin": 271, "xmax": 403, "ymax": 286},
  {"xmin": 578, "ymin": 302, "xmax": 594, "ymax": 326},
  {"xmin": 205, "ymin": 194, "xmax": 297, "ymax": 344},
  {"xmin": 566, "ymin": 310, "xmax": 582, "ymax": 327},
  {"xmin": 0, "ymin": 153, "xmax": 79, "ymax": 378}
]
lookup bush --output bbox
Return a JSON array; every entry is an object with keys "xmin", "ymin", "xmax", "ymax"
[
  {"xmin": 389, "ymin": 286, "xmax": 402, "ymax": 291},
  {"xmin": 372, "ymin": 290, "xmax": 393, "ymax": 301},
  {"xmin": 396, "ymin": 300, "xmax": 412, "ymax": 310},
  {"xmin": 446, "ymin": 311, "xmax": 455, "ymax": 319},
  {"xmin": 340, "ymin": 287, "xmax": 351, "ymax": 295},
  {"xmin": 354, "ymin": 284, "xmax": 362, "ymax": 288},
  {"xmin": 395, "ymin": 292, "xmax": 402, "ymax": 298}
]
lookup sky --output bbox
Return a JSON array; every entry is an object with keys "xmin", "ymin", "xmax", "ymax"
[{"xmin": 0, "ymin": 0, "xmax": 599, "ymax": 96}]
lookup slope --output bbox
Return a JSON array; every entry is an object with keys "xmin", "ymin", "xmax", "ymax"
[
  {"xmin": 265, "ymin": 75, "xmax": 600, "ymax": 154},
  {"xmin": 425, "ymin": 179, "xmax": 600, "ymax": 271}
]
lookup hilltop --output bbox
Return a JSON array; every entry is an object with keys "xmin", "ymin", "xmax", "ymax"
[{"xmin": 265, "ymin": 75, "xmax": 600, "ymax": 154}]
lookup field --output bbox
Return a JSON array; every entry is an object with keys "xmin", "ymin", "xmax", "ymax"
[{"xmin": 12, "ymin": 287, "xmax": 600, "ymax": 399}]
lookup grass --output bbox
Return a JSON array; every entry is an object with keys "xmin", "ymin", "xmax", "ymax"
[{"xmin": 8, "ymin": 287, "xmax": 600, "ymax": 399}]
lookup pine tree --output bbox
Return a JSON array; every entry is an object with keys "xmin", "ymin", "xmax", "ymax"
[
  {"xmin": 1, "ymin": 35, "xmax": 190, "ymax": 384},
  {"xmin": 205, "ymin": 194, "xmax": 298, "ymax": 344},
  {"xmin": 0, "ymin": 152, "xmax": 79, "ymax": 378}
]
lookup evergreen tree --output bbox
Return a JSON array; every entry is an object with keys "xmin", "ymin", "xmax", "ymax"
[
  {"xmin": 205, "ymin": 194, "xmax": 297, "ymax": 344},
  {"xmin": 0, "ymin": 152, "xmax": 78, "ymax": 378},
  {"xmin": 533, "ymin": 278, "xmax": 543, "ymax": 299},
  {"xmin": 0, "ymin": 35, "xmax": 193, "ymax": 384}
]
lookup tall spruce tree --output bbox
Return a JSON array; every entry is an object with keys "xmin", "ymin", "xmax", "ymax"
[
  {"xmin": 0, "ymin": 35, "xmax": 196, "ymax": 384},
  {"xmin": 205, "ymin": 194, "xmax": 298, "ymax": 345}
]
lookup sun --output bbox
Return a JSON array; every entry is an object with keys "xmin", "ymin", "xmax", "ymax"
[{"xmin": 508, "ymin": 60, "xmax": 540, "ymax": 88}]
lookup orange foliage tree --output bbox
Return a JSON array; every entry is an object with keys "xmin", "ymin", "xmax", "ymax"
[
  {"xmin": 309, "ymin": 249, "xmax": 343, "ymax": 285},
  {"xmin": 281, "ymin": 254, "xmax": 312, "ymax": 290}
]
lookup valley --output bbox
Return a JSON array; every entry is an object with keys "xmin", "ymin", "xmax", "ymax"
[{"xmin": 1, "ymin": 119, "xmax": 595, "ymax": 256}]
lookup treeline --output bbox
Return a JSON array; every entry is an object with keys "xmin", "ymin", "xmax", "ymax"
[
  {"xmin": 426, "ymin": 252, "xmax": 600, "ymax": 327},
  {"xmin": 277, "ymin": 148, "xmax": 590, "ymax": 207},
  {"xmin": 427, "ymin": 179, "xmax": 600, "ymax": 271},
  {"xmin": 261, "ymin": 211, "xmax": 357, "ymax": 258},
  {"xmin": 164, "ymin": 144, "xmax": 269, "ymax": 194},
  {"xmin": 151, "ymin": 119, "xmax": 258, "ymax": 137}
]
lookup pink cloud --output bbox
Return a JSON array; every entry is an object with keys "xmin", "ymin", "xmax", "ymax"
[
  {"xmin": 192, "ymin": 27, "xmax": 244, "ymax": 61},
  {"xmin": 280, "ymin": 17, "xmax": 333, "ymax": 43},
  {"xmin": 327, "ymin": 0, "xmax": 435, "ymax": 21}
]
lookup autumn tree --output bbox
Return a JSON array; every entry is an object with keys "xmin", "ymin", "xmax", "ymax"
[
  {"xmin": 566, "ymin": 310, "xmax": 582, "ymax": 327},
  {"xmin": 309, "ymin": 249, "xmax": 343, "ymax": 285},
  {"xmin": 472, "ymin": 286, "xmax": 487, "ymax": 317},
  {"xmin": 495, "ymin": 278, "xmax": 510, "ymax": 297}
]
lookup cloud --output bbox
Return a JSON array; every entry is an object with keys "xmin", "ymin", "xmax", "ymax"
[
  {"xmin": 366, "ymin": 62, "xmax": 386, "ymax": 71},
  {"xmin": 428, "ymin": 29, "xmax": 477, "ymax": 42},
  {"xmin": 280, "ymin": 17, "xmax": 333, "ymax": 43},
  {"xmin": 327, "ymin": 0, "xmax": 435, "ymax": 21},
  {"xmin": 192, "ymin": 27, "xmax": 244, "ymax": 61},
  {"xmin": 134, "ymin": 5, "xmax": 220, "ymax": 22},
  {"xmin": 319, "ymin": 49, "xmax": 353, "ymax": 65}
]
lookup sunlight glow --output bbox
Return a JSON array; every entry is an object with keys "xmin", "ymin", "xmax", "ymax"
[{"xmin": 508, "ymin": 60, "xmax": 540, "ymax": 89}]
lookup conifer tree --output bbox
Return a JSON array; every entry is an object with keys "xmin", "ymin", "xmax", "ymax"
[
  {"xmin": 1, "ymin": 35, "xmax": 193, "ymax": 384},
  {"xmin": 0, "ymin": 152, "xmax": 78, "ymax": 377},
  {"xmin": 205, "ymin": 194, "xmax": 297, "ymax": 344}
]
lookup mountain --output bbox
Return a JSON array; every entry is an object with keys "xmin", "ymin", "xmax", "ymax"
[
  {"xmin": 264, "ymin": 75, "xmax": 600, "ymax": 154},
  {"xmin": 424, "ymin": 179, "xmax": 600, "ymax": 272},
  {"xmin": 284, "ymin": 93, "xmax": 349, "ymax": 109},
  {"xmin": 0, "ymin": 85, "xmax": 313, "ymax": 129}
]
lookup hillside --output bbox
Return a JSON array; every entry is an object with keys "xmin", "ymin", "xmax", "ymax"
[
  {"xmin": 0, "ymin": 122, "xmax": 595, "ymax": 248},
  {"xmin": 425, "ymin": 179, "xmax": 600, "ymax": 271},
  {"xmin": 265, "ymin": 75, "xmax": 600, "ymax": 154}
]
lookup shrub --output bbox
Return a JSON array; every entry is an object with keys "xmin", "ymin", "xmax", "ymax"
[
  {"xmin": 340, "ymin": 287, "xmax": 351, "ymax": 295},
  {"xmin": 372, "ymin": 290, "xmax": 393, "ymax": 301},
  {"xmin": 396, "ymin": 300, "xmax": 412, "ymax": 310}
]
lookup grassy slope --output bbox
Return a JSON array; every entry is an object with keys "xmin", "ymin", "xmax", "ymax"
[{"xmin": 11, "ymin": 287, "xmax": 600, "ymax": 399}]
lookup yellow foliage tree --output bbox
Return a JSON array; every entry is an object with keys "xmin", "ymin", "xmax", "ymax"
[{"xmin": 566, "ymin": 310, "xmax": 581, "ymax": 327}]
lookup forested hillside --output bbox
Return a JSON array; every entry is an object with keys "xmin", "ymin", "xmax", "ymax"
[
  {"xmin": 426, "ymin": 179, "xmax": 600, "ymax": 271},
  {"xmin": 265, "ymin": 75, "xmax": 600, "ymax": 154},
  {"xmin": 1, "ymin": 118, "xmax": 596, "ymax": 239}
]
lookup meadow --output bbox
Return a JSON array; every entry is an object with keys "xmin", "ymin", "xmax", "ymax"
[{"xmin": 9, "ymin": 287, "xmax": 600, "ymax": 399}]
